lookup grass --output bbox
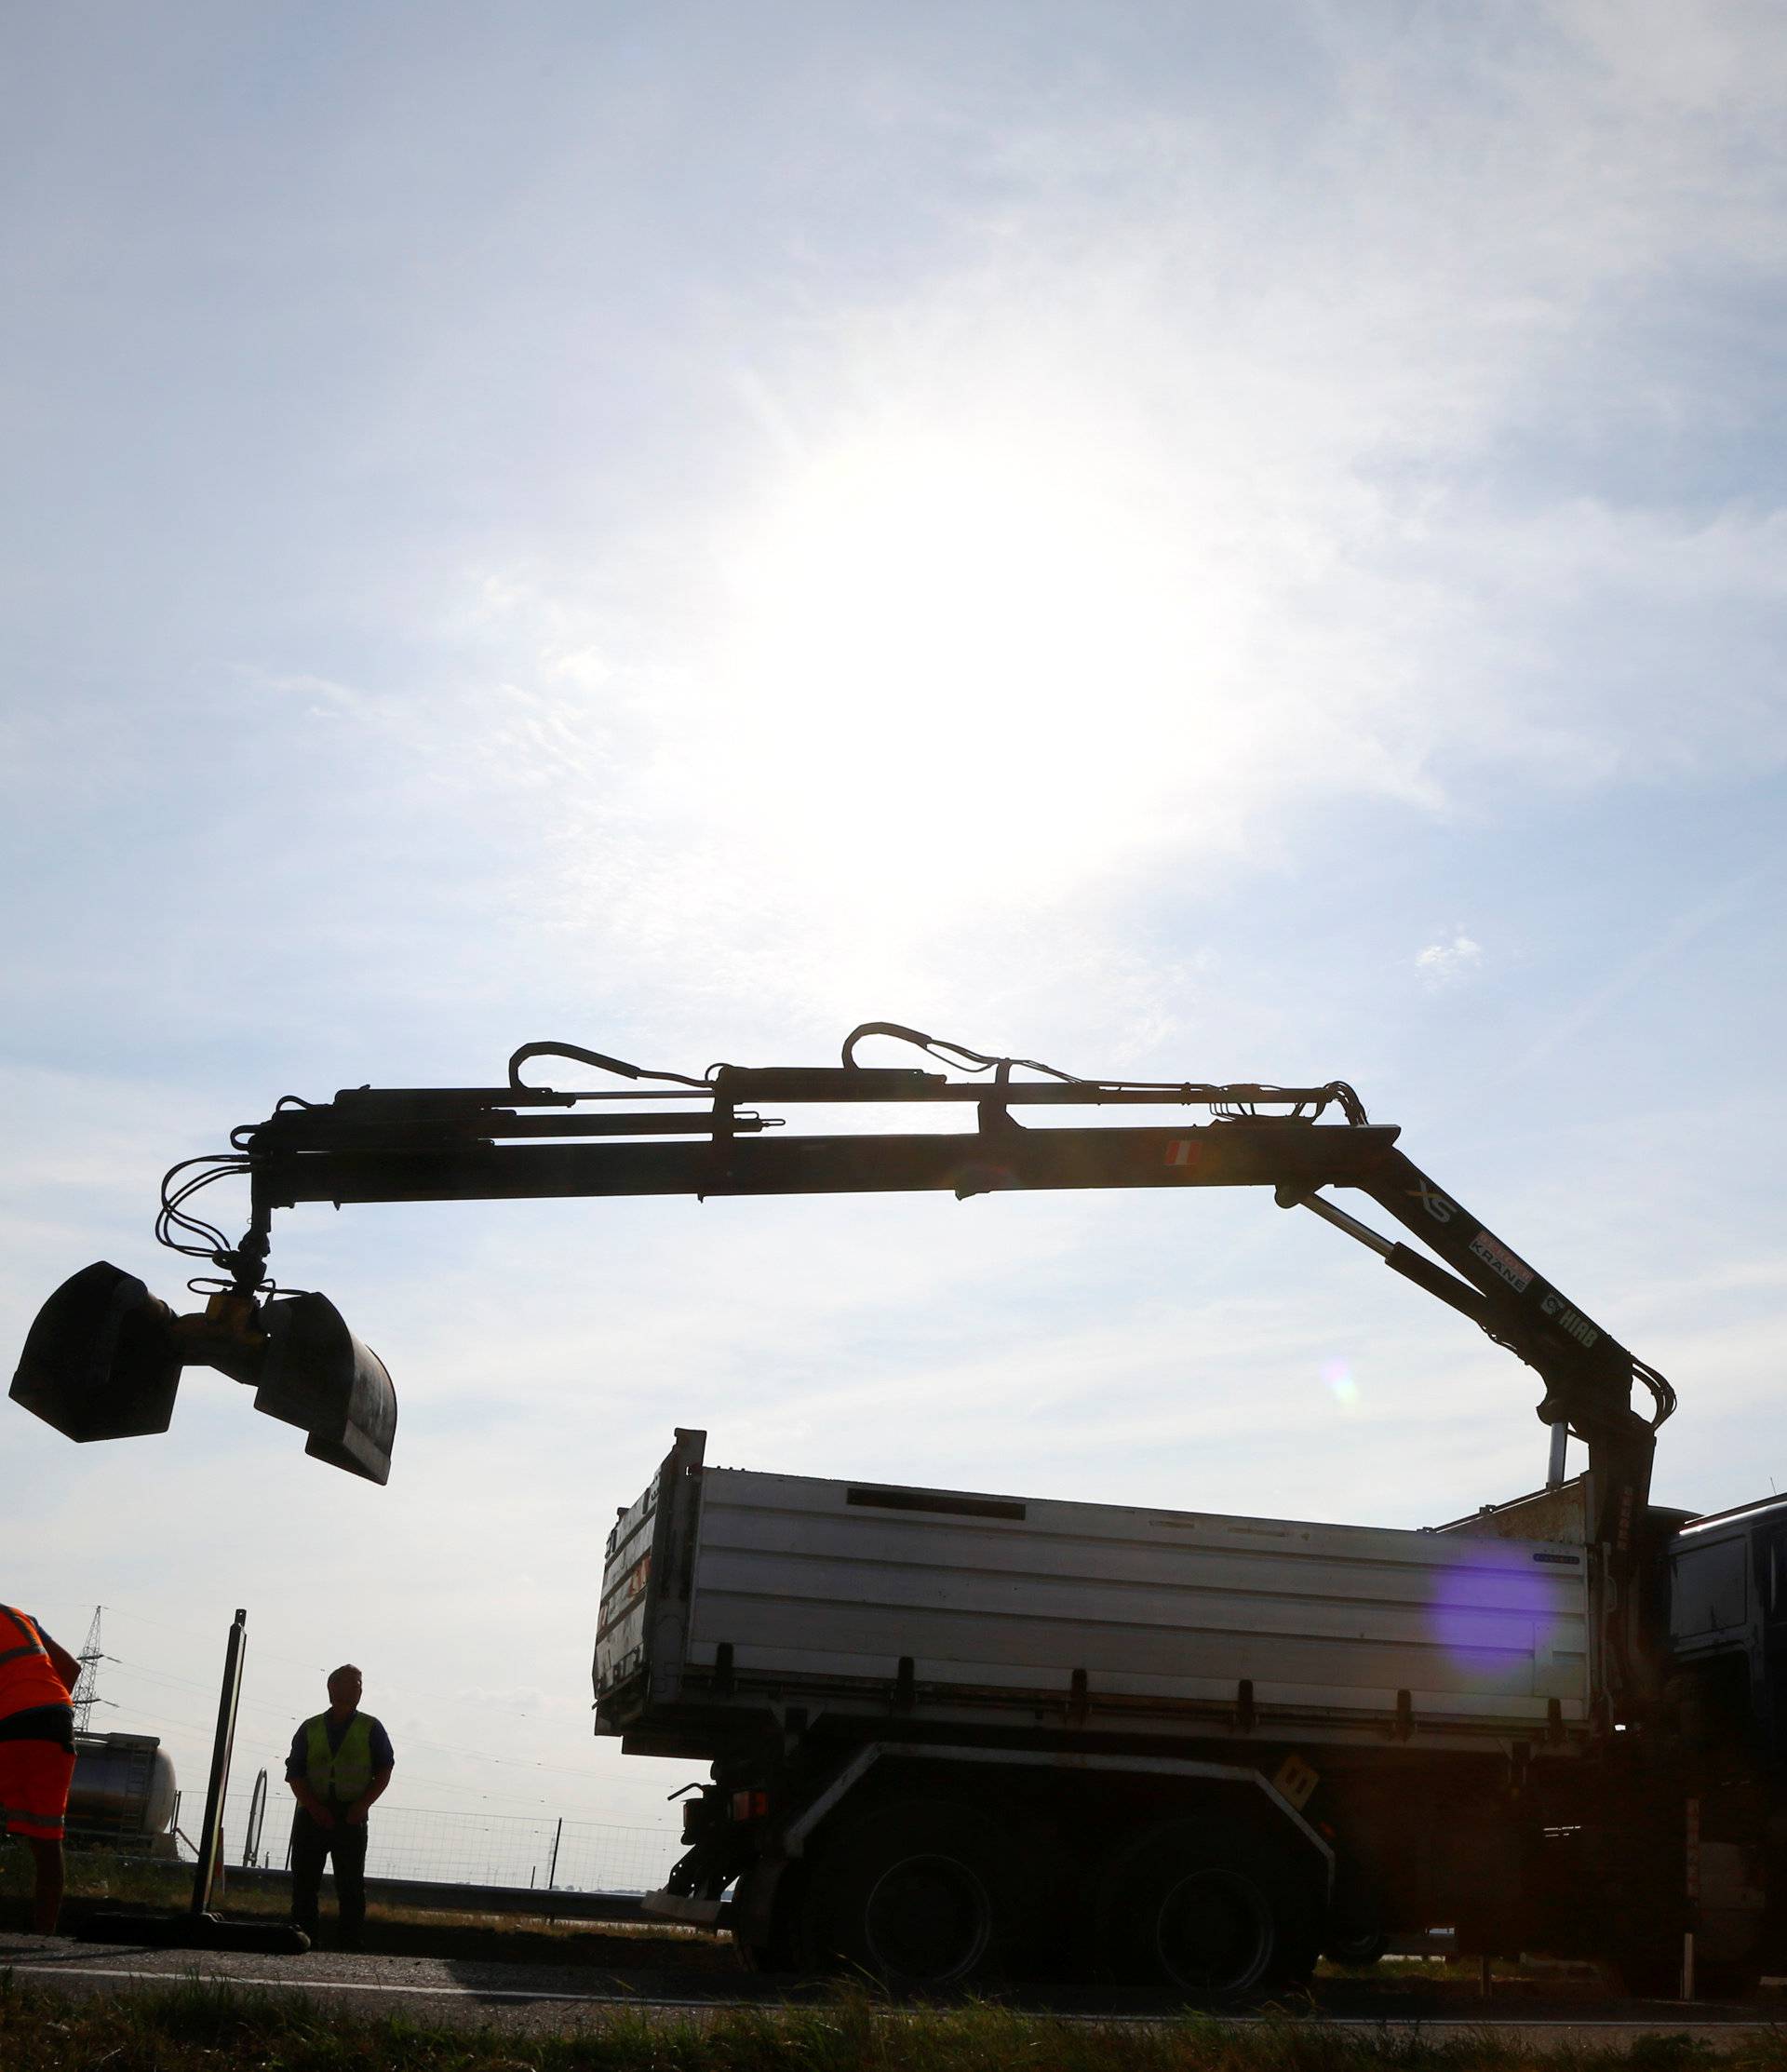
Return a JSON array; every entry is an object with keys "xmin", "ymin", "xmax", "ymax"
[
  {"xmin": 3, "ymin": 1973, "xmax": 1784, "ymax": 2072},
  {"xmin": 0, "ymin": 1845, "xmax": 722, "ymax": 1967},
  {"xmin": 0, "ymin": 1845, "xmax": 193, "ymax": 1910}
]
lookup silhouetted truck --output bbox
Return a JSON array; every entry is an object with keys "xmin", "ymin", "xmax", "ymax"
[
  {"xmin": 598, "ymin": 1429, "xmax": 1783, "ymax": 1997},
  {"xmin": 8, "ymin": 1024, "xmax": 1764, "ymax": 1992}
]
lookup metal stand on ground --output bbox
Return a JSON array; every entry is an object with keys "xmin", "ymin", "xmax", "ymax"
[
  {"xmin": 242, "ymin": 1769, "xmax": 269, "ymax": 1869},
  {"xmin": 544, "ymin": 1814, "xmax": 564, "ymax": 1926},
  {"xmin": 75, "ymin": 1608, "xmax": 307, "ymax": 1954},
  {"xmin": 189, "ymin": 1608, "xmax": 245, "ymax": 1917}
]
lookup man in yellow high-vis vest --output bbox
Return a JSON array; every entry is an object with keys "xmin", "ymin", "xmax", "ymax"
[{"xmin": 285, "ymin": 1663, "xmax": 394, "ymax": 1950}]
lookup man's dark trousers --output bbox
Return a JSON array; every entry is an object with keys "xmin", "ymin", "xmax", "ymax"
[{"xmin": 289, "ymin": 1808, "xmax": 369, "ymax": 1948}]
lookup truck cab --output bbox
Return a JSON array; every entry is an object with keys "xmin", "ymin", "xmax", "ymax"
[{"xmin": 1668, "ymin": 1496, "xmax": 1787, "ymax": 1769}]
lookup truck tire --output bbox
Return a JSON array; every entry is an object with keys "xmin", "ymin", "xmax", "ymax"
[
  {"xmin": 797, "ymin": 1798, "xmax": 1015, "ymax": 1988},
  {"xmin": 1095, "ymin": 1817, "xmax": 1316, "ymax": 2001}
]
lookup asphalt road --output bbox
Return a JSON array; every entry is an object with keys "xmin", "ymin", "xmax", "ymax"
[{"xmin": 6, "ymin": 1932, "xmax": 1787, "ymax": 2045}]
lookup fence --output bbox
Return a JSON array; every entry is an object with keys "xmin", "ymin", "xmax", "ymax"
[{"xmin": 221, "ymin": 1803, "xmax": 682, "ymax": 1895}]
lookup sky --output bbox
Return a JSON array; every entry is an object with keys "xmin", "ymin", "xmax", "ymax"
[{"xmin": 3, "ymin": 0, "xmax": 1785, "ymax": 1880}]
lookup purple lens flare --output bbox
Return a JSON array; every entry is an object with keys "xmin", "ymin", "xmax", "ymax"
[{"xmin": 1427, "ymin": 1544, "xmax": 1571, "ymax": 1690}]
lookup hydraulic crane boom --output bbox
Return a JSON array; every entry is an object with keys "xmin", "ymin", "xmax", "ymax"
[{"xmin": 12, "ymin": 1023, "xmax": 1673, "ymax": 1573}]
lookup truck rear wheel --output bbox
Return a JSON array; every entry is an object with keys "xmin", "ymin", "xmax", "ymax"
[
  {"xmin": 798, "ymin": 1798, "xmax": 1014, "ymax": 1988},
  {"xmin": 1095, "ymin": 1818, "xmax": 1315, "ymax": 2001}
]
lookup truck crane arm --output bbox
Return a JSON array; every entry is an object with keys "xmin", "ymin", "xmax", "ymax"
[{"xmin": 11, "ymin": 1023, "xmax": 1672, "ymax": 1567}]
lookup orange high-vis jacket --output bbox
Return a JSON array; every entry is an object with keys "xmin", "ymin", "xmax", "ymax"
[{"xmin": 0, "ymin": 1605, "xmax": 76, "ymax": 1720}]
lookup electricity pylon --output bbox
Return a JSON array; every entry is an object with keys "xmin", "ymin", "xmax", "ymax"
[{"xmin": 71, "ymin": 1605, "xmax": 102, "ymax": 1734}]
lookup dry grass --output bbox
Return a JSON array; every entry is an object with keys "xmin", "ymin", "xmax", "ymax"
[
  {"xmin": 2, "ymin": 1972, "xmax": 1783, "ymax": 2072},
  {"xmin": 0, "ymin": 1846, "xmax": 716, "ymax": 1966}
]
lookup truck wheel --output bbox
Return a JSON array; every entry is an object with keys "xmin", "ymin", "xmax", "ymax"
[
  {"xmin": 798, "ymin": 1799, "xmax": 1013, "ymax": 1988},
  {"xmin": 1095, "ymin": 1819, "xmax": 1310, "ymax": 2001}
]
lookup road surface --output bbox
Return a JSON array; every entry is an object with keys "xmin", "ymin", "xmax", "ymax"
[{"xmin": 6, "ymin": 1931, "xmax": 1785, "ymax": 2045}]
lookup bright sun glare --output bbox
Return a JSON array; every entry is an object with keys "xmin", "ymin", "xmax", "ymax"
[{"xmin": 705, "ymin": 421, "xmax": 1264, "ymax": 912}]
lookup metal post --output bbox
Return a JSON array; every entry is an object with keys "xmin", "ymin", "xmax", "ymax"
[
  {"xmin": 1683, "ymin": 1795, "xmax": 1700, "ymax": 1998},
  {"xmin": 1546, "ymin": 1422, "xmax": 1568, "ymax": 1488},
  {"xmin": 189, "ymin": 1608, "xmax": 247, "ymax": 1919},
  {"xmin": 547, "ymin": 1816, "xmax": 563, "ymax": 1891}
]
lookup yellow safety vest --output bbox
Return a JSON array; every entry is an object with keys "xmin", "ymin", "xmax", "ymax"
[{"xmin": 303, "ymin": 1713, "xmax": 374, "ymax": 1802}]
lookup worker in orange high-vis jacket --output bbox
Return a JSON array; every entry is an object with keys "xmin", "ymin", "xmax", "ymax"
[{"xmin": 0, "ymin": 1605, "xmax": 81, "ymax": 1933}]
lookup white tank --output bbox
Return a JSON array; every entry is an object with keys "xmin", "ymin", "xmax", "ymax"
[{"xmin": 69, "ymin": 1731, "xmax": 177, "ymax": 1844}]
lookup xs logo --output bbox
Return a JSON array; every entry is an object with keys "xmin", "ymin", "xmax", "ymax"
[{"xmin": 1408, "ymin": 1179, "xmax": 1457, "ymax": 1224}]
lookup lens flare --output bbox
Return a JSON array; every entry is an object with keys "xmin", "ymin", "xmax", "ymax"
[
  {"xmin": 1428, "ymin": 1550, "xmax": 1564, "ymax": 1687},
  {"xmin": 1321, "ymin": 1357, "xmax": 1358, "ymax": 1409}
]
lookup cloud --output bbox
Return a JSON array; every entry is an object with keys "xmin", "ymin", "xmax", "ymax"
[
  {"xmin": 1415, "ymin": 931, "xmax": 1484, "ymax": 989},
  {"xmin": 7, "ymin": 1, "xmax": 1776, "ymax": 1076},
  {"xmin": 210, "ymin": 0, "xmax": 1778, "ymax": 1052}
]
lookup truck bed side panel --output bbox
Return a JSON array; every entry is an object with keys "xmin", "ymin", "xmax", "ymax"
[{"xmin": 677, "ymin": 1468, "xmax": 1591, "ymax": 1733}]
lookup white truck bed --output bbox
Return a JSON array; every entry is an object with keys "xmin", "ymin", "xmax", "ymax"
[{"xmin": 595, "ymin": 1431, "xmax": 1595, "ymax": 1754}]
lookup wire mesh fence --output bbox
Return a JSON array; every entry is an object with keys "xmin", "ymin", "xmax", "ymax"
[
  {"xmin": 66, "ymin": 1809, "xmax": 175, "ymax": 1851},
  {"xmin": 232, "ymin": 1803, "xmax": 683, "ymax": 1894}
]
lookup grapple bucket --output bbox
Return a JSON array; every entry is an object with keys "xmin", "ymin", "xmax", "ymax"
[
  {"xmin": 252, "ymin": 1292, "xmax": 398, "ymax": 1486},
  {"xmin": 9, "ymin": 1261, "xmax": 181, "ymax": 1441},
  {"xmin": 11, "ymin": 1265, "xmax": 397, "ymax": 1483}
]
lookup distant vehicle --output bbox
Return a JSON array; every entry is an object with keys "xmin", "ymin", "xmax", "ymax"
[{"xmin": 69, "ymin": 1731, "xmax": 178, "ymax": 1857}]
